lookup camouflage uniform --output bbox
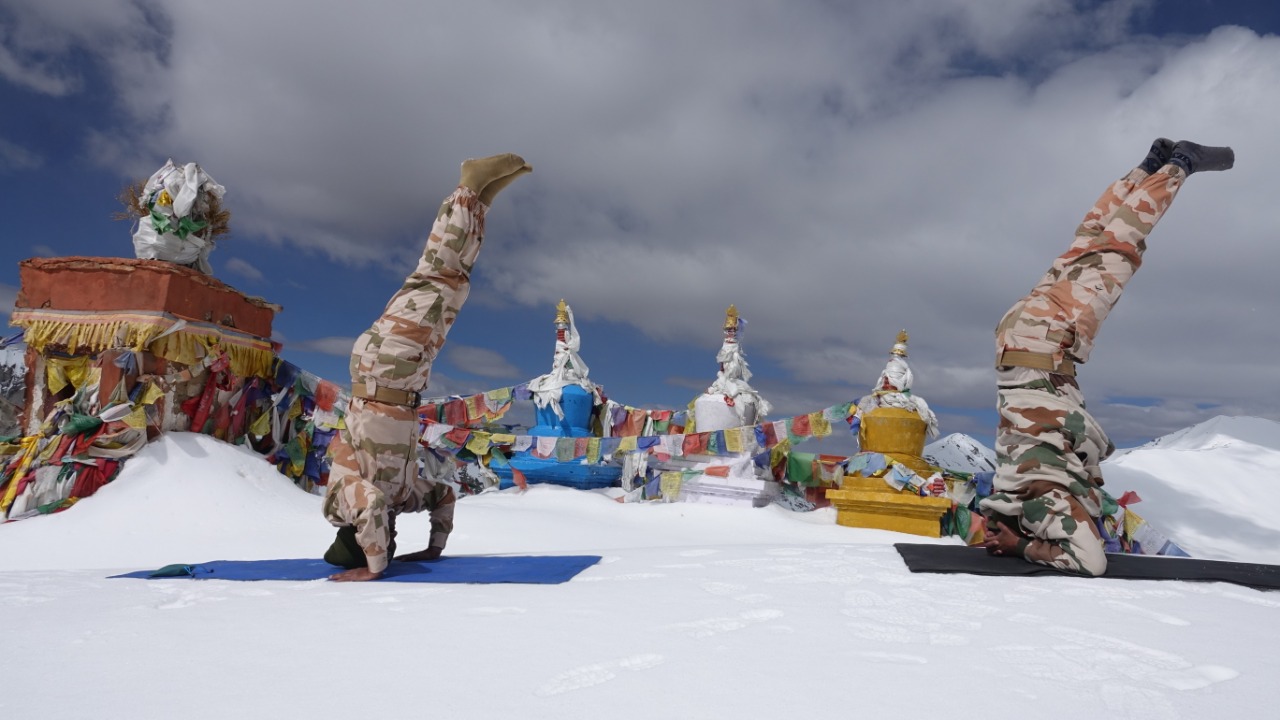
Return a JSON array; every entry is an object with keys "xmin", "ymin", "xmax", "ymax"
[
  {"xmin": 322, "ymin": 187, "xmax": 485, "ymax": 574},
  {"xmin": 981, "ymin": 164, "xmax": 1186, "ymax": 576}
]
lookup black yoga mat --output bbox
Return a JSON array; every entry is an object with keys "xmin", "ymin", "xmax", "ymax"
[{"xmin": 895, "ymin": 543, "xmax": 1280, "ymax": 591}]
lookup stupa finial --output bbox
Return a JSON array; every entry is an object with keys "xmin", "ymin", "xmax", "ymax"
[
  {"xmin": 891, "ymin": 330, "xmax": 909, "ymax": 357},
  {"xmin": 723, "ymin": 304, "xmax": 739, "ymax": 332},
  {"xmin": 554, "ymin": 299, "xmax": 569, "ymax": 326}
]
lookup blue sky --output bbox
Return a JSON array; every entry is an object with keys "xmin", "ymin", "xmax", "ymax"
[{"xmin": 2, "ymin": 0, "xmax": 1278, "ymax": 450}]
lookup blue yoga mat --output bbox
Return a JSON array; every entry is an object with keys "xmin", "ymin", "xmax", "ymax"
[{"xmin": 110, "ymin": 555, "xmax": 602, "ymax": 584}]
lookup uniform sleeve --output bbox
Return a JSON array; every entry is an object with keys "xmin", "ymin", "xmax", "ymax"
[
  {"xmin": 428, "ymin": 485, "xmax": 456, "ymax": 549},
  {"xmin": 347, "ymin": 481, "xmax": 394, "ymax": 575}
]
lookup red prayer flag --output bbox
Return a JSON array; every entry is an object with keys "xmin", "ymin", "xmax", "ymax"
[
  {"xmin": 314, "ymin": 380, "xmax": 339, "ymax": 411},
  {"xmin": 1116, "ymin": 491, "xmax": 1142, "ymax": 507},
  {"xmin": 762, "ymin": 423, "xmax": 778, "ymax": 447},
  {"xmin": 790, "ymin": 413, "xmax": 812, "ymax": 438},
  {"xmin": 444, "ymin": 427, "xmax": 471, "ymax": 447}
]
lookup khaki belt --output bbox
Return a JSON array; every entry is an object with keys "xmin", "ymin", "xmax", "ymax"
[
  {"xmin": 996, "ymin": 349, "xmax": 1077, "ymax": 377},
  {"xmin": 351, "ymin": 382, "xmax": 420, "ymax": 407}
]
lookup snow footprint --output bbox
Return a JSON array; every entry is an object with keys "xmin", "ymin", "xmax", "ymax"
[
  {"xmin": 1043, "ymin": 626, "xmax": 1238, "ymax": 690},
  {"xmin": 678, "ymin": 549, "xmax": 719, "ymax": 557},
  {"xmin": 575, "ymin": 572, "xmax": 666, "ymax": 583},
  {"xmin": 156, "ymin": 592, "xmax": 202, "ymax": 610},
  {"xmin": 667, "ymin": 608, "xmax": 784, "ymax": 639},
  {"xmin": 1100, "ymin": 683, "xmax": 1179, "ymax": 719},
  {"xmin": 1102, "ymin": 600, "xmax": 1190, "ymax": 626},
  {"xmin": 700, "ymin": 581, "xmax": 770, "ymax": 604},
  {"xmin": 844, "ymin": 621, "xmax": 915, "ymax": 644},
  {"xmin": 699, "ymin": 581, "xmax": 747, "ymax": 597},
  {"xmin": 1207, "ymin": 589, "xmax": 1280, "ymax": 608},
  {"xmin": 465, "ymin": 606, "xmax": 528, "ymax": 616},
  {"xmin": 534, "ymin": 654, "xmax": 664, "ymax": 696},
  {"xmin": 856, "ymin": 651, "xmax": 928, "ymax": 664}
]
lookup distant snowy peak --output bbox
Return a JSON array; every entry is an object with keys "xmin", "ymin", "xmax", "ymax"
[
  {"xmin": 0, "ymin": 344, "xmax": 23, "ymax": 369},
  {"xmin": 1134, "ymin": 415, "xmax": 1280, "ymax": 453},
  {"xmin": 923, "ymin": 433, "xmax": 995, "ymax": 474}
]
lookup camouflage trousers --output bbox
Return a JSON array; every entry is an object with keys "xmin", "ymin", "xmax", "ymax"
[
  {"xmin": 349, "ymin": 187, "xmax": 486, "ymax": 394},
  {"xmin": 994, "ymin": 164, "xmax": 1185, "ymax": 366},
  {"xmin": 323, "ymin": 186, "xmax": 484, "ymax": 575},
  {"xmin": 980, "ymin": 366, "xmax": 1111, "ymax": 576},
  {"xmin": 324, "ymin": 481, "xmax": 456, "ymax": 569},
  {"xmin": 983, "ymin": 163, "xmax": 1188, "ymax": 577}
]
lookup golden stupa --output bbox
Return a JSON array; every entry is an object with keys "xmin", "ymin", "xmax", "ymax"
[{"xmin": 826, "ymin": 330, "xmax": 950, "ymax": 537}]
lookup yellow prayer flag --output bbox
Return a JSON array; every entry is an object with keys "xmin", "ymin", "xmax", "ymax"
[
  {"xmin": 0, "ymin": 437, "xmax": 39, "ymax": 511},
  {"xmin": 587, "ymin": 438, "xmax": 601, "ymax": 464},
  {"xmin": 490, "ymin": 433, "xmax": 516, "ymax": 446},
  {"xmin": 619, "ymin": 436, "xmax": 638, "ymax": 452},
  {"xmin": 466, "ymin": 431, "xmax": 493, "ymax": 456},
  {"xmin": 139, "ymin": 382, "xmax": 165, "ymax": 406},
  {"xmin": 724, "ymin": 427, "xmax": 744, "ymax": 454},
  {"xmin": 660, "ymin": 471, "xmax": 683, "ymax": 500},
  {"xmin": 123, "ymin": 404, "xmax": 148, "ymax": 429},
  {"xmin": 248, "ymin": 410, "xmax": 272, "ymax": 437},
  {"xmin": 45, "ymin": 356, "xmax": 91, "ymax": 395},
  {"xmin": 1124, "ymin": 508, "xmax": 1146, "ymax": 538},
  {"xmin": 770, "ymin": 444, "xmax": 789, "ymax": 469},
  {"xmin": 810, "ymin": 411, "xmax": 832, "ymax": 438}
]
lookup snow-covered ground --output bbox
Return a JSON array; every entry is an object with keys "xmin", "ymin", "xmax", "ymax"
[
  {"xmin": 3, "ymin": 420, "xmax": 1279, "ymax": 720},
  {"xmin": 1104, "ymin": 416, "xmax": 1280, "ymax": 564}
]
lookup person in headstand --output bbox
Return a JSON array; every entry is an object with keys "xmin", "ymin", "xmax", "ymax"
[
  {"xmin": 322, "ymin": 153, "xmax": 532, "ymax": 582},
  {"xmin": 980, "ymin": 139, "xmax": 1233, "ymax": 576}
]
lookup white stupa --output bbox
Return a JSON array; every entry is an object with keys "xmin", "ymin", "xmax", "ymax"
[
  {"xmin": 856, "ymin": 330, "xmax": 939, "ymax": 439},
  {"xmin": 669, "ymin": 306, "xmax": 779, "ymax": 507},
  {"xmin": 691, "ymin": 304, "xmax": 773, "ymax": 431}
]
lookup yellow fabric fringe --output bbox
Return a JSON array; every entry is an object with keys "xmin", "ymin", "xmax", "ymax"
[{"xmin": 12, "ymin": 311, "xmax": 273, "ymax": 379}]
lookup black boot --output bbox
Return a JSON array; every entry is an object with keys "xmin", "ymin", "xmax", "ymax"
[
  {"xmin": 323, "ymin": 525, "xmax": 366, "ymax": 569},
  {"xmin": 1141, "ymin": 138, "xmax": 1174, "ymax": 174},
  {"xmin": 1170, "ymin": 141, "xmax": 1235, "ymax": 175}
]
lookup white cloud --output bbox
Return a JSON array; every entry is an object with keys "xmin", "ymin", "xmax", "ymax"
[
  {"xmin": 29, "ymin": 245, "xmax": 56, "ymax": 258},
  {"xmin": 0, "ymin": 0, "xmax": 162, "ymax": 96},
  {"xmin": 288, "ymin": 336, "xmax": 355, "ymax": 357},
  {"xmin": 0, "ymin": 138, "xmax": 42, "ymax": 171},
  {"xmin": 222, "ymin": 257, "xmax": 264, "ymax": 282},
  {"xmin": 0, "ymin": 282, "xmax": 16, "ymax": 327},
  {"xmin": 8, "ymin": 1, "xmax": 1278, "ymax": 443},
  {"xmin": 445, "ymin": 344, "xmax": 522, "ymax": 380}
]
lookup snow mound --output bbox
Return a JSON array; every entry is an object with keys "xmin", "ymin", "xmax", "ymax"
[
  {"xmin": 1105, "ymin": 416, "xmax": 1280, "ymax": 564},
  {"xmin": 1131, "ymin": 415, "xmax": 1280, "ymax": 453},
  {"xmin": 0, "ymin": 433, "xmax": 331, "ymax": 571},
  {"xmin": 924, "ymin": 433, "xmax": 995, "ymax": 474},
  {"xmin": 0, "ymin": 433, "xmax": 947, "ymax": 573}
]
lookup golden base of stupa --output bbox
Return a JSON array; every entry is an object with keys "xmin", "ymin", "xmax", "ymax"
[{"xmin": 827, "ymin": 476, "xmax": 951, "ymax": 538}]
